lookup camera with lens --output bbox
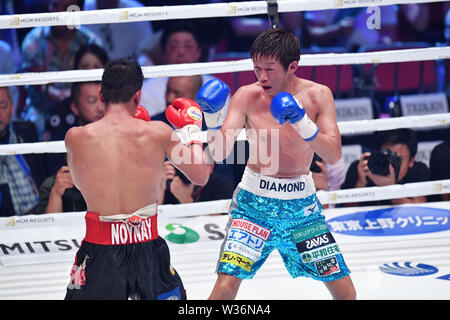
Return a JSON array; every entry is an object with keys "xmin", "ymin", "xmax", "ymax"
[
  {"xmin": 310, "ymin": 153, "xmax": 323, "ymax": 173},
  {"xmin": 367, "ymin": 149, "xmax": 402, "ymax": 181}
]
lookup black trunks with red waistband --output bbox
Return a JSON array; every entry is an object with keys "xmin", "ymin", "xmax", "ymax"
[
  {"xmin": 83, "ymin": 211, "xmax": 159, "ymax": 245},
  {"xmin": 65, "ymin": 205, "xmax": 186, "ymax": 300}
]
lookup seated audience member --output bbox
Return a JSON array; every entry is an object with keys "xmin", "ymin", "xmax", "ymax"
[
  {"xmin": 152, "ymin": 75, "xmax": 203, "ymax": 126},
  {"xmin": 0, "ymin": 87, "xmax": 47, "ymax": 216},
  {"xmin": 37, "ymin": 81, "xmax": 104, "ymax": 213},
  {"xmin": 157, "ymin": 160, "xmax": 234, "ymax": 209},
  {"xmin": 340, "ymin": 129, "xmax": 430, "ymax": 206},
  {"xmin": 311, "ymin": 155, "xmax": 346, "ymax": 208},
  {"xmin": 140, "ymin": 21, "xmax": 216, "ymax": 117},
  {"xmin": 0, "ymin": 40, "xmax": 19, "ymax": 113},
  {"xmin": 20, "ymin": 0, "xmax": 103, "ymax": 139},
  {"xmin": 0, "ymin": 40, "xmax": 15, "ymax": 75},
  {"xmin": 37, "ymin": 164, "xmax": 87, "ymax": 213},
  {"xmin": 429, "ymin": 141, "xmax": 450, "ymax": 202},
  {"xmin": 43, "ymin": 44, "xmax": 108, "ymax": 176}
]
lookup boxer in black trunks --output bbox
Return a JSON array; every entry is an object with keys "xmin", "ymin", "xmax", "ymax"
[{"xmin": 64, "ymin": 58, "xmax": 210, "ymax": 299}]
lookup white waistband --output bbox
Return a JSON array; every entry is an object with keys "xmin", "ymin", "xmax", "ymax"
[
  {"xmin": 238, "ymin": 167, "xmax": 316, "ymax": 200},
  {"xmin": 99, "ymin": 203, "xmax": 157, "ymax": 222}
]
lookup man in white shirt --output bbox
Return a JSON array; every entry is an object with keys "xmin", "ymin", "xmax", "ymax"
[{"xmin": 140, "ymin": 21, "xmax": 216, "ymax": 117}]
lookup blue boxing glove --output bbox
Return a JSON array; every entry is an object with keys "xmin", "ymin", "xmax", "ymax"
[
  {"xmin": 270, "ymin": 92, "xmax": 319, "ymax": 141},
  {"xmin": 196, "ymin": 79, "xmax": 230, "ymax": 129}
]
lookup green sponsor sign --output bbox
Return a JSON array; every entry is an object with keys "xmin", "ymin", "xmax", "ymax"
[{"xmin": 165, "ymin": 223, "xmax": 200, "ymax": 244}]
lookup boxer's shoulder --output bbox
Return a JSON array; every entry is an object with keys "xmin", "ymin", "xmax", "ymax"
[{"xmin": 135, "ymin": 119, "xmax": 175, "ymax": 143}]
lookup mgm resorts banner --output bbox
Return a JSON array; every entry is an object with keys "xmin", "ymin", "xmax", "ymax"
[{"xmin": 0, "ymin": 202, "xmax": 449, "ymax": 267}]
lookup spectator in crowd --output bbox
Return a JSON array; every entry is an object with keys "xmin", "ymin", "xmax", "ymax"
[
  {"xmin": 0, "ymin": 40, "xmax": 19, "ymax": 114},
  {"xmin": 44, "ymin": 44, "xmax": 108, "ymax": 142},
  {"xmin": 340, "ymin": 129, "xmax": 430, "ymax": 206},
  {"xmin": 311, "ymin": 155, "xmax": 346, "ymax": 208},
  {"xmin": 0, "ymin": 0, "xmax": 22, "ymax": 67},
  {"xmin": 303, "ymin": 6, "xmax": 398, "ymax": 52},
  {"xmin": 157, "ymin": 158, "xmax": 234, "ymax": 209},
  {"xmin": 37, "ymin": 81, "xmax": 104, "ymax": 213},
  {"xmin": 397, "ymin": 3, "xmax": 450, "ymax": 44},
  {"xmin": 0, "ymin": 40, "xmax": 16, "ymax": 75},
  {"xmin": 429, "ymin": 141, "xmax": 450, "ymax": 202},
  {"xmin": 83, "ymin": 0, "xmax": 154, "ymax": 60},
  {"xmin": 20, "ymin": 0, "xmax": 103, "ymax": 140},
  {"xmin": 152, "ymin": 75, "xmax": 203, "ymax": 125},
  {"xmin": 140, "ymin": 21, "xmax": 216, "ymax": 118},
  {"xmin": 0, "ymin": 87, "xmax": 47, "ymax": 216}
]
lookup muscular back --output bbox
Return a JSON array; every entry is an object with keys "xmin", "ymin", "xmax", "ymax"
[{"xmin": 66, "ymin": 113, "xmax": 168, "ymax": 216}]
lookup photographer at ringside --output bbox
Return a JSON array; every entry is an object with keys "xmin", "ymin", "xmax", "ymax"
[{"xmin": 340, "ymin": 129, "xmax": 430, "ymax": 207}]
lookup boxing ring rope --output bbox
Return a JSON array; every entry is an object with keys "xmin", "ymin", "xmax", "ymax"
[
  {"xmin": 1, "ymin": 113, "xmax": 449, "ymax": 156},
  {"xmin": 1, "ymin": 112, "xmax": 448, "ymax": 211},
  {"xmin": 0, "ymin": 0, "xmax": 444, "ymax": 30},
  {"xmin": 1, "ymin": 46, "xmax": 449, "ymax": 86},
  {"xmin": 0, "ymin": 0, "xmax": 448, "ymax": 211},
  {"xmin": 157, "ymin": 178, "xmax": 450, "ymax": 218}
]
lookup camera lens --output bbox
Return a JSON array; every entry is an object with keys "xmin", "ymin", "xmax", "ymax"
[{"xmin": 367, "ymin": 151, "xmax": 390, "ymax": 176}]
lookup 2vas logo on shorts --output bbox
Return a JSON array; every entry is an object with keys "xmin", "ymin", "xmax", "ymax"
[{"xmin": 292, "ymin": 221, "xmax": 341, "ymax": 276}]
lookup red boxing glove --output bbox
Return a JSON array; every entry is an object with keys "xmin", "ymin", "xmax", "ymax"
[
  {"xmin": 166, "ymin": 98, "xmax": 203, "ymax": 145},
  {"xmin": 134, "ymin": 105, "xmax": 151, "ymax": 121}
]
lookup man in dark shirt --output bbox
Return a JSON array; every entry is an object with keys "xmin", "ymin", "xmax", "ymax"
[
  {"xmin": 0, "ymin": 87, "xmax": 47, "ymax": 216},
  {"xmin": 341, "ymin": 129, "xmax": 430, "ymax": 206},
  {"xmin": 158, "ymin": 160, "xmax": 234, "ymax": 208}
]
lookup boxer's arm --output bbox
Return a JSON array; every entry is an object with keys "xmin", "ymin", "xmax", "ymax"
[
  {"xmin": 64, "ymin": 126, "xmax": 82, "ymax": 190},
  {"xmin": 159, "ymin": 123, "xmax": 210, "ymax": 186},
  {"xmin": 306, "ymin": 86, "xmax": 341, "ymax": 165},
  {"xmin": 207, "ymin": 87, "xmax": 247, "ymax": 162}
]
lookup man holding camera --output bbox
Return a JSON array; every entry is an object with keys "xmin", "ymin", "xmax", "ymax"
[{"xmin": 341, "ymin": 129, "xmax": 430, "ymax": 206}]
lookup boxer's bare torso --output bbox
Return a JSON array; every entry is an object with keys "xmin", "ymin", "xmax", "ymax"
[
  {"xmin": 65, "ymin": 104, "xmax": 208, "ymax": 216},
  {"xmin": 211, "ymin": 56, "xmax": 341, "ymax": 178}
]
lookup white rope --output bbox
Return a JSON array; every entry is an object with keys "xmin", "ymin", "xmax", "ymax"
[
  {"xmin": 0, "ymin": 0, "xmax": 443, "ymax": 30},
  {"xmin": 1, "ymin": 46, "xmax": 449, "ymax": 87},
  {"xmin": 1, "ymin": 113, "xmax": 448, "ymax": 155},
  {"xmin": 158, "ymin": 179, "xmax": 450, "ymax": 218},
  {"xmin": 337, "ymin": 113, "xmax": 450, "ymax": 135}
]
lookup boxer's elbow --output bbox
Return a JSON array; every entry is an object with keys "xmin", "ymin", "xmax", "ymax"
[
  {"xmin": 328, "ymin": 148, "xmax": 342, "ymax": 165},
  {"xmin": 190, "ymin": 166, "xmax": 210, "ymax": 186}
]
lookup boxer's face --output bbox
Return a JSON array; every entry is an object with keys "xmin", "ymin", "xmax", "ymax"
[
  {"xmin": 164, "ymin": 32, "xmax": 201, "ymax": 64},
  {"xmin": 253, "ymin": 55, "xmax": 296, "ymax": 96},
  {"xmin": 0, "ymin": 88, "xmax": 14, "ymax": 136},
  {"xmin": 71, "ymin": 83, "xmax": 105, "ymax": 125}
]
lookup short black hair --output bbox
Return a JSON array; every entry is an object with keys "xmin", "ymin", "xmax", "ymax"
[
  {"xmin": 250, "ymin": 28, "xmax": 300, "ymax": 70},
  {"xmin": 74, "ymin": 43, "xmax": 109, "ymax": 69},
  {"xmin": 160, "ymin": 21, "xmax": 201, "ymax": 50},
  {"xmin": 101, "ymin": 58, "xmax": 144, "ymax": 105},
  {"xmin": 375, "ymin": 129, "xmax": 418, "ymax": 159}
]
